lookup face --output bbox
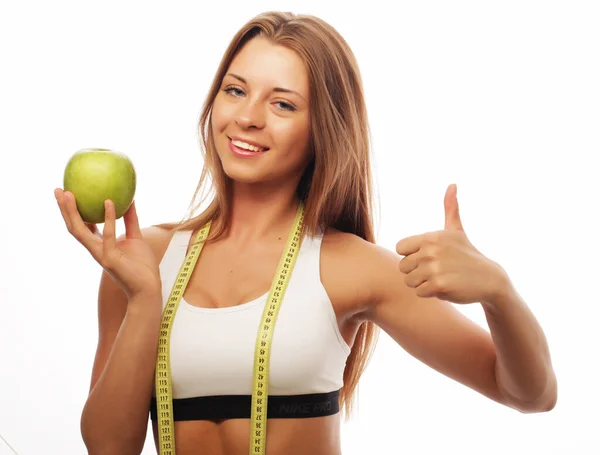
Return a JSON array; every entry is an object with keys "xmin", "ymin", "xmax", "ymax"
[{"xmin": 211, "ymin": 36, "xmax": 312, "ymax": 187}]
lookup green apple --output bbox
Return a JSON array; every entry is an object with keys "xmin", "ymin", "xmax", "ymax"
[{"xmin": 63, "ymin": 148, "xmax": 136, "ymax": 224}]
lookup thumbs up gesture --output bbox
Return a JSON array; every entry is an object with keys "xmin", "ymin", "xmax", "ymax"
[{"xmin": 395, "ymin": 184, "xmax": 508, "ymax": 305}]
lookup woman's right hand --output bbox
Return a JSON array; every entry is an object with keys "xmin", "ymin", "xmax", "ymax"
[{"xmin": 54, "ymin": 188, "xmax": 162, "ymax": 300}]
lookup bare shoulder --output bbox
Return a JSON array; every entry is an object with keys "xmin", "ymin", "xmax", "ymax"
[
  {"xmin": 140, "ymin": 224, "xmax": 177, "ymax": 261},
  {"xmin": 320, "ymin": 226, "xmax": 395, "ymax": 319}
]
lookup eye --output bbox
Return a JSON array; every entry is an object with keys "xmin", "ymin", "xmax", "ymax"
[
  {"xmin": 223, "ymin": 86, "xmax": 245, "ymax": 97},
  {"xmin": 275, "ymin": 101, "xmax": 296, "ymax": 112},
  {"xmin": 223, "ymin": 86, "xmax": 297, "ymax": 112}
]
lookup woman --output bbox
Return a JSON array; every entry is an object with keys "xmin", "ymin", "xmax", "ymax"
[{"xmin": 54, "ymin": 11, "xmax": 557, "ymax": 455}]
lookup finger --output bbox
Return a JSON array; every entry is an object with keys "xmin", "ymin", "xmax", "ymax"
[
  {"xmin": 396, "ymin": 234, "xmax": 423, "ymax": 257},
  {"xmin": 103, "ymin": 200, "xmax": 117, "ymax": 255},
  {"xmin": 414, "ymin": 280, "xmax": 436, "ymax": 298},
  {"xmin": 405, "ymin": 265, "xmax": 429, "ymax": 289},
  {"xmin": 123, "ymin": 200, "xmax": 142, "ymax": 239},
  {"xmin": 398, "ymin": 253, "xmax": 419, "ymax": 275},
  {"xmin": 85, "ymin": 222, "xmax": 102, "ymax": 238},
  {"xmin": 63, "ymin": 191, "xmax": 102, "ymax": 257},
  {"xmin": 55, "ymin": 188, "xmax": 73, "ymax": 232}
]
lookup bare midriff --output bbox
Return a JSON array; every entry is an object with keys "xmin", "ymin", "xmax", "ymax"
[{"xmin": 151, "ymin": 414, "xmax": 342, "ymax": 455}]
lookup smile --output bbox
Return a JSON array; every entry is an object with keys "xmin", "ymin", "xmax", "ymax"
[{"xmin": 228, "ymin": 138, "xmax": 269, "ymax": 158}]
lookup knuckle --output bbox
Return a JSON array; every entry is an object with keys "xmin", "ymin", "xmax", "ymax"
[
  {"xmin": 430, "ymin": 260, "xmax": 442, "ymax": 276},
  {"xmin": 432, "ymin": 276, "xmax": 446, "ymax": 292},
  {"xmin": 425, "ymin": 233, "xmax": 438, "ymax": 245},
  {"xmin": 423, "ymin": 245, "xmax": 436, "ymax": 259},
  {"xmin": 98, "ymin": 255, "xmax": 113, "ymax": 271},
  {"xmin": 428, "ymin": 231, "xmax": 444, "ymax": 246},
  {"xmin": 102, "ymin": 249, "xmax": 121, "ymax": 269}
]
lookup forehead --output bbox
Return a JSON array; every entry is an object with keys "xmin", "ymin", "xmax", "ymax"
[{"xmin": 227, "ymin": 37, "xmax": 309, "ymax": 96}]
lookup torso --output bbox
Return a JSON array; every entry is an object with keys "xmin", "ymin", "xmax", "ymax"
[{"xmin": 149, "ymin": 224, "xmax": 370, "ymax": 455}]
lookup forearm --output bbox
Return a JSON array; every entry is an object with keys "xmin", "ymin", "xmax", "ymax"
[
  {"xmin": 81, "ymin": 293, "xmax": 163, "ymax": 454},
  {"xmin": 482, "ymin": 274, "xmax": 557, "ymax": 412}
]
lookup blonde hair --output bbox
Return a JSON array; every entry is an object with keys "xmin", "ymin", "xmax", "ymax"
[{"xmin": 157, "ymin": 11, "xmax": 380, "ymax": 421}]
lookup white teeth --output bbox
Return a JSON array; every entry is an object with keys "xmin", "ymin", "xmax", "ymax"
[{"xmin": 231, "ymin": 139, "xmax": 266, "ymax": 152}]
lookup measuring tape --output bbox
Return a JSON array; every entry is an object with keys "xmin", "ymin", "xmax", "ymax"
[{"xmin": 155, "ymin": 202, "xmax": 305, "ymax": 455}]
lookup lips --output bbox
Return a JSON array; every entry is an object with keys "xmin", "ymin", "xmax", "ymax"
[
  {"xmin": 228, "ymin": 136, "xmax": 270, "ymax": 152},
  {"xmin": 228, "ymin": 138, "xmax": 268, "ymax": 158}
]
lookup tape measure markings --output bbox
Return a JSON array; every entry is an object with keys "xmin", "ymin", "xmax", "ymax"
[{"xmin": 155, "ymin": 204, "xmax": 305, "ymax": 455}]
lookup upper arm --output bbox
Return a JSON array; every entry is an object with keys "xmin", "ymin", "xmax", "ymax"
[
  {"xmin": 357, "ymin": 241, "xmax": 509, "ymax": 407},
  {"xmin": 87, "ymin": 225, "xmax": 172, "ymax": 394}
]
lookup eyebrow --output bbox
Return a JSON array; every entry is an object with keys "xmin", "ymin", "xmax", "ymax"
[{"xmin": 225, "ymin": 73, "xmax": 307, "ymax": 102}]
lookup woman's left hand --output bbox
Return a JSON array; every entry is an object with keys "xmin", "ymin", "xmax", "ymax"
[{"xmin": 395, "ymin": 184, "xmax": 509, "ymax": 305}]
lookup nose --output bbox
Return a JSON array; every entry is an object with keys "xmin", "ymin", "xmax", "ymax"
[{"xmin": 235, "ymin": 97, "xmax": 266, "ymax": 130}]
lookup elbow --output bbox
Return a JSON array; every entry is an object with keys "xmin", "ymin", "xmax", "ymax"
[
  {"xmin": 81, "ymin": 410, "xmax": 145, "ymax": 455},
  {"xmin": 541, "ymin": 378, "xmax": 558, "ymax": 412},
  {"xmin": 85, "ymin": 447, "xmax": 143, "ymax": 455},
  {"xmin": 82, "ymin": 436, "xmax": 145, "ymax": 455},
  {"xmin": 515, "ymin": 397, "xmax": 556, "ymax": 414},
  {"xmin": 513, "ymin": 375, "xmax": 558, "ymax": 414}
]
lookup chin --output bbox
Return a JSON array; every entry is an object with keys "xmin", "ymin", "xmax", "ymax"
[
  {"xmin": 220, "ymin": 162, "xmax": 266, "ymax": 184},
  {"xmin": 216, "ymin": 145, "xmax": 267, "ymax": 184}
]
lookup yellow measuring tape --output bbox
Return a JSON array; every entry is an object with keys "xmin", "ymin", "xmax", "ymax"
[{"xmin": 155, "ymin": 202, "xmax": 305, "ymax": 455}]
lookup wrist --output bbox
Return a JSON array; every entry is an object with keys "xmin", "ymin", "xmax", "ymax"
[
  {"xmin": 127, "ymin": 292, "xmax": 163, "ymax": 315},
  {"xmin": 481, "ymin": 262, "xmax": 514, "ymax": 313}
]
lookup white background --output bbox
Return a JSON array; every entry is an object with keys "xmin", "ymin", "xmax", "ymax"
[{"xmin": 1, "ymin": 1, "xmax": 599, "ymax": 454}]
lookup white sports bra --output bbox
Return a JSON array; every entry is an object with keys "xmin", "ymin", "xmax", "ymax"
[{"xmin": 150, "ymin": 228, "xmax": 352, "ymax": 421}]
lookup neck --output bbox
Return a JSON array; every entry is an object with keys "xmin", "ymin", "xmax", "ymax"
[{"xmin": 220, "ymin": 182, "xmax": 301, "ymax": 245}]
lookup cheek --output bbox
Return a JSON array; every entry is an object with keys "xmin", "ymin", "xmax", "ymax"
[
  {"xmin": 211, "ymin": 94, "xmax": 239, "ymax": 135},
  {"xmin": 273, "ymin": 118, "xmax": 310, "ymax": 153},
  {"xmin": 210, "ymin": 102, "xmax": 227, "ymax": 134}
]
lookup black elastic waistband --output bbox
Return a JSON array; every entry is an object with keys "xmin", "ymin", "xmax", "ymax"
[{"xmin": 150, "ymin": 389, "xmax": 340, "ymax": 421}]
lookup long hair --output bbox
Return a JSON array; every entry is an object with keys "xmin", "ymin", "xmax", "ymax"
[{"xmin": 156, "ymin": 11, "xmax": 380, "ymax": 421}]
